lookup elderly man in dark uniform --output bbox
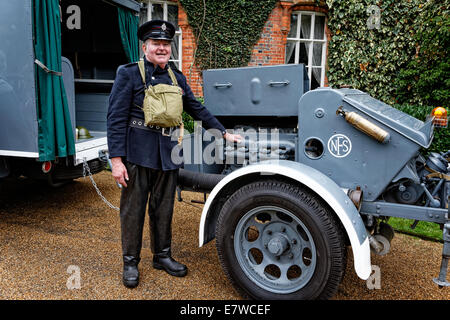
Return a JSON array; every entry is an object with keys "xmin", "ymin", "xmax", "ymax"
[{"xmin": 107, "ymin": 20, "xmax": 240, "ymax": 288}]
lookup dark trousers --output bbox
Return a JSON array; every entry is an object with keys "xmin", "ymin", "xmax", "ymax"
[{"xmin": 119, "ymin": 161, "xmax": 179, "ymax": 259}]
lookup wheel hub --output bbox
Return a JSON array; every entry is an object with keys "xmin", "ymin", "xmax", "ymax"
[{"xmin": 267, "ymin": 232, "xmax": 290, "ymax": 256}]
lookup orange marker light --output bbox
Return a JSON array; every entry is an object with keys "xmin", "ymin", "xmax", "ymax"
[{"xmin": 431, "ymin": 107, "xmax": 448, "ymax": 128}]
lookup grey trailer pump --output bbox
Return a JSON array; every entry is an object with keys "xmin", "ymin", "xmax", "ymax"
[{"xmin": 176, "ymin": 64, "xmax": 449, "ymax": 300}]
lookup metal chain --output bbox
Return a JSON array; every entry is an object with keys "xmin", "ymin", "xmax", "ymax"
[
  {"xmin": 82, "ymin": 158, "xmax": 120, "ymax": 212},
  {"xmin": 82, "ymin": 158, "xmax": 204, "ymax": 213}
]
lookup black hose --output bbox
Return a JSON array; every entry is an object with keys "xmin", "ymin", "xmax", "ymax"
[{"xmin": 177, "ymin": 168, "xmax": 225, "ymax": 193}]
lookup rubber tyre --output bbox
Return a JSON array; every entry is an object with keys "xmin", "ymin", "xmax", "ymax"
[{"xmin": 215, "ymin": 180, "xmax": 347, "ymax": 300}]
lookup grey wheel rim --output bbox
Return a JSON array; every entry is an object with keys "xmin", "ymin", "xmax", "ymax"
[{"xmin": 234, "ymin": 206, "xmax": 317, "ymax": 294}]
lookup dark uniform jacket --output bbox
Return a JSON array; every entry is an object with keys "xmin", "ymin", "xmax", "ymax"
[{"xmin": 107, "ymin": 58, "xmax": 226, "ymax": 171}]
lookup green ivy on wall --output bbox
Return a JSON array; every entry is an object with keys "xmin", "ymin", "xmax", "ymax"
[
  {"xmin": 394, "ymin": 1, "xmax": 449, "ymax": 108},
  {"xmin": 325, "ymin": 0, "xmax": 449, "ymax": 152},
  {"xmin": 178, "ymin": 0, "xmax": 278, "ymax": 70},
  {"xmin": 326, "ymin": 0, "xmax": 421, "ymax": 105}
]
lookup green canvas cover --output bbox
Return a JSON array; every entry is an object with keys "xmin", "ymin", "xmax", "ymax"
[
  {"xmin": 34, "ymin": 0, "xmax": 75, "ymax": 161},
  {"xmin": 118, "ymin": 6, "xmax": 139, "ymax": 63}
]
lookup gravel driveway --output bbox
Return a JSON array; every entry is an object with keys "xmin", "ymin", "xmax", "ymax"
[{"xmin": 0, "ymin": 171, "xmax": 448, "ymax": 300}]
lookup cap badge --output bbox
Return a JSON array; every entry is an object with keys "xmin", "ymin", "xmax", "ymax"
[{"xmin": 161, "ymin": 23, "xmax": 167, "ymax": 31}]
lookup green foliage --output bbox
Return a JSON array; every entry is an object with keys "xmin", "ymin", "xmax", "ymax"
[
  {"xmin": 394, "ymin": 1, "xmax": 450, "ymax": 107},
  {"xmin": 388, "ymin": 217, "xmax": 443, "ymax": 242},
  {"xmin": 182, "ymin": 97, "xmax": 203, "ymax": 134},
  {"xmin": 326, "ymin": 0, "xmax": 449, "ymax": 152},
  {"xmin": 326, "ymin": 0, "xmax": 420, "ymax": 104},
  {"xmin": 178, "ymin": 0, "xmax": 278, "ymax": 70},
  {"xmin": 182, "ymin": 111, "xmax": 194, "ymax": 133}
]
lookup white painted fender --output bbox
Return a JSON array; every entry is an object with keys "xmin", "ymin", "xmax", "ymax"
[{"xmin": 199, "ymin": 160, "xmax": 372, "ymax": 280}]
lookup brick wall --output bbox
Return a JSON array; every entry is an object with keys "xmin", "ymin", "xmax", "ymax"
[
  {"xmin": 178, "ymin": 6, "xmax": 204, "ymax": 97},
  {"xmin": 177, "ymin": 0, "xmax": 329, "ymax": 96},
  {"xmin": 177, "ymin": 3, "xmax": 292, "ymax": 96},
  {"xmin": 248, "ymin": 2, "xmax": 291, "ymax": 67}
]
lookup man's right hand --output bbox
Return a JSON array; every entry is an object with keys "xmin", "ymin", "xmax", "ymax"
[{"xmin": 111, "ymin": 157, "xmax": 129, "ymax": 187}]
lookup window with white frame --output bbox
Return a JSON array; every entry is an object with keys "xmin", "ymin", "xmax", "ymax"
[
  {"xmin": 142, "ymin": 0, "xmax": 182, "ymax": 70},
  {"xmin": 285, "ymin": 12, "xmax": 327, "ymax": 89}
]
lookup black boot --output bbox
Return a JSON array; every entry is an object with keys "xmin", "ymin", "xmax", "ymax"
[
  {"xmin": 153, "ymin": 250, "xmax": 188, "ymax": 277},
  {"xmin": 122, "ymin": 256, "xmax": 140, "ymax": 288}
]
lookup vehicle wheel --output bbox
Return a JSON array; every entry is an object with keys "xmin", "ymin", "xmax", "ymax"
[{"xmin": 216, "ymin": 180, "xmax": 347, "ymax": 300}]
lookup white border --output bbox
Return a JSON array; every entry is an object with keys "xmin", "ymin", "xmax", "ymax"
[{"xmin": 0, "ymin": 150, "xmax": 39, "ymax": 158}]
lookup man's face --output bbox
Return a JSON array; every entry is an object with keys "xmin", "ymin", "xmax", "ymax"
[{"xmin": 143, "ymin": 39, "xmax": 171, "ymax": 68}]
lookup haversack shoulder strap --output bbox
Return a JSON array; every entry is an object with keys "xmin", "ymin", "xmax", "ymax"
[
  {"xmin": 137, "ymin": 60, "xmax": 146, "ymax": 87},
  {"xmin": 167, "ymin": 67, "xmax": 179, "ymax": 87},
  {"xmin": 138, "ymin": 60, "xmax": 179, "ymax": 88}
]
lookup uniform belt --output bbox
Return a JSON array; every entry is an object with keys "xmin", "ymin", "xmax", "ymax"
[{"xmin": 129, "ymin": 118, "xmax": 178, "ymax": 137}]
